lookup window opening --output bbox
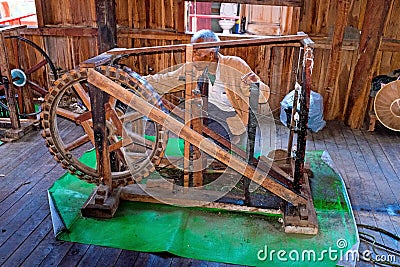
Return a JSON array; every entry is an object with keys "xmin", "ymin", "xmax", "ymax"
[
  {"xmin": 0, "ymin": 0, "xmax": 37, "ymax": 26},
  {"xmin": 185, "ymin": 1, "xmax": 294, "ymax": 36}
]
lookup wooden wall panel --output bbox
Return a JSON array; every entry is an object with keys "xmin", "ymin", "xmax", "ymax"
[
  {"xmin": 311, "ymin": 48, "xmax": 329, "ymax": 96},
  {"xmin": 11, "ymin": 0, "xmax": 400, "ymax": 128},
  {"xmin": 36, "ymin": 0, "xmax": 96, "ymax": 26},
  {"xmin": 347, "ymin": 0, "xmax": 365, "ymax": 29},
  {"xmin": 331, "ymin": 49, "xmax": 355, "ymax": 120},
  {"xmin": 43, "ymin": 36, "xmax": 97, "ymax": 71},
  {"xmin": 117, "ymin": 0, "xmax": 176, "ymax": 30},
  {"xmin": 384, "ymin": 1, "xmax": 400, "ymax": 39},
  {"xmin": 11, "ymin": 35, "xmax": 48, "ymax": 87},
  {"xmin": 376, "ymin": 1, "xmax": 400, "ymax": 76}
]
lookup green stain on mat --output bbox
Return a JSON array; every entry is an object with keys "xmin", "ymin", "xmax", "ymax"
[
  {"xmin": 144, "ymin": 135, "xmax": 184, "ymax": 157},
  {"xmin": 49, "ymin": 150, "xmax": 358, "ymax": 267},
  {"xmin": 76, "ymin": 137, "xmax": 185, "ymax": 169}
]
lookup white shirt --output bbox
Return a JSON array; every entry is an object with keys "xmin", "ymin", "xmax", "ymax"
[{"xmin": 208, "ymin": 63, "xmax": 235, "ymax": 112}]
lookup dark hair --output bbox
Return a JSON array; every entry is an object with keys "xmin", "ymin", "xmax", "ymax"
[{"xmin": 191, "ymin": 29, "xmax": 220, "ymax": 54}]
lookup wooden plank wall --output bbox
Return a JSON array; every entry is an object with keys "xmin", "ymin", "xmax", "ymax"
[
  {"xmin": 376, "ymin": 2, "xmax": 400, "ymax": 75},
  {"xmin": 11, "ymin": 0, "xmax": 400, "ymax": 127}
]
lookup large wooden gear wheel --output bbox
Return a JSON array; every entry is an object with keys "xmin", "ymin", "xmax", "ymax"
[
  {"xmin": 374, "ymin": 80, "xmax": 400, "ymax": 131},
  {"xmin": 41, "ymin": 65, "xmax": 167, "ymax": 186}
]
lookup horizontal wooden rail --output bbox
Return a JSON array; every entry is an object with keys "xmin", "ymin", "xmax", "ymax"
[
  {"xmin": 15, "ymin": 27, "xmax": 400, "ymax": 53},
  {"xmin": 106, "ymin": 33, "xmax": 309, "ymax": 55}
]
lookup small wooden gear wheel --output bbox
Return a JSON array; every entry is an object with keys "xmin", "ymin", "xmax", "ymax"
[
  {"xmin": 374, "ymin": 80, "xmax": 400, "ymax": 131},
  {"xmin": 41, "ymin": 65, "xmax": 167, "ymax": 186},
  {"xmin": 5, "ymin": 36, "xmax": 59, "ymax": 116}
]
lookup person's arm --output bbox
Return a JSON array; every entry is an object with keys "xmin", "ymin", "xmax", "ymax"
[
  {"xmin": 221, "ymin": 54, "xmax": 270, "ymax": 104},
  {"xmin": 144, "ymin": 63, "xmax": 190, "ymax": 94},
  {"xmin": 241, "ymin": 72, "xmax": 270, "ymax": 104}
]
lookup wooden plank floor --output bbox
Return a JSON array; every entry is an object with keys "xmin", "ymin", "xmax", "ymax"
[{"xmin": 1, "ymin": 120, "xmax": 399, "ymax": 266}]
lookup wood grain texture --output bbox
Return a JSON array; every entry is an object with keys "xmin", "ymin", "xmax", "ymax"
[
  {"xmin": 1, "ymin": 120, "xmax": 399, "ymax": 266},
  {"xmin": 5, "ymin": 0, "xmax": 400, "ymax": 129}
]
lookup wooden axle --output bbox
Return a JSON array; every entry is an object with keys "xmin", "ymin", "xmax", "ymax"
[{"xmin": 87, "ymin": 68, "xmax": 308, "ymax": 206}]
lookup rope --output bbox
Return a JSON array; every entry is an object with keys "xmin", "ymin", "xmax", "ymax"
[{"xmin": 303, "ymin": 47, "xmax": 314, "ymax": 75}]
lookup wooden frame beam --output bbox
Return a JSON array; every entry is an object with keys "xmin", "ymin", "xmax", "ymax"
[
  {"xmin": 87, "ymin": 68, "xmax": 308, "ymax": 206},
  {"xmin": 95, "ymin": 0, "xmax": 117, "ymax": 54},
  {"xmin": 106, "ymin": 33, "xmax": 308, "ymax": 55}
]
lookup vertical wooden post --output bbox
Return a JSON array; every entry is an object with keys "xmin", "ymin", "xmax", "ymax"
[
  {"xmin": 244, "ymin": 82, "xmax": 259, "ymax": 204},
  {"xmin": 184, "ymin": 45, "xmax": 193, "ymax": 188},
  {"xmin": 183, "ymin": 45, "xmax": 206, "ymax": 187},
  {"xmin": 344, "ymin": 0, "xmax": 394, "ymax": 128},
  {"xmin": 81, "ymin": 0, "xmax": 118, "ymax": 215},
  {"xmin": 192, "ymin": 69, "xmax": 207, "ymax": 187},
  {"xmin": 95, "ymin": 0, "xmax": 117, "ymax": 54},
  {"xmin": 89, "ymin": 84, "xmax": 112, "ymax": 186},
  {"xmin": 33, "ymin": 0, "xmax": 45, "ymax": 27},
  {"xmin": 92, "ymin": 0, "xmax": 117, "ymax": 187},
  {"xmin": 0, "ymin": 29, "xmax": 20, "ymax": 129},
  {"xmin": 294, "ymin": 39, "xmax": 314, "ymax": 191}
]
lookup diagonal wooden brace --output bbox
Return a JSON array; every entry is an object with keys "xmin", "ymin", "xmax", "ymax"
[{"xmin": 87, "ymin": 69, "xmax": 308, "ymax": 206}]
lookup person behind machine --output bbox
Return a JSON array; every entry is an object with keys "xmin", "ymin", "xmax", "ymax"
[{"xmin": 145, "ymin": 29, "xmax": 270, "ymax": 146}]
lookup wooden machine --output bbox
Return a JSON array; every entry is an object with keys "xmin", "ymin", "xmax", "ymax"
[
  {"xmin": 0, "ymin": 25, "xmax": 58, "ymax": 140},
  {"xmin": 41, "ymin": 33, "xmax": 318, "ymax": 234}
]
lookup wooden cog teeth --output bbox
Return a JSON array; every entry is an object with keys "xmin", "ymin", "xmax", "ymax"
[
  {"xmin": 140, "ymin": 170, "xmax": 149, "ymax": 178},
  {"xmin": 45, "ymin": 138, "xmax": 54, "ymax": 146},
  {"xmin": 54, "ymin": 156, "xmax": 62, "ymax": 163},
  {"xmin": 67, "ymin": 166, "xmax": 76, "ymax": 173},
  {"xmin": 61, "ymin": 163, "xmax": 71, "ymax": 169},
  {"xmin": 48, "ymin": 146, "xmax": 57, "ymax": 155},
  {"xmin": 43, "ymin": 94, "xmax": 49, "ymax": 102},
  {"xmin": 41, "ymin": 130, "xmax": 48, "ymax": 138},
  {"xmin": 40, "ymin": 65, "xmax": 167, "ymax": 187}
]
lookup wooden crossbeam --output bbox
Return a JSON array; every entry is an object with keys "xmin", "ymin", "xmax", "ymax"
[
  {"xmin": 106, "ymin": 33, "xmax": 308, "ymax": 55},
  {"xmin": 87, "ymin": 69, "xmax": 307, "ymax": 206}
]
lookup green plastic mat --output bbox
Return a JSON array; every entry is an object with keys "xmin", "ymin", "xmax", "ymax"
[{"xmin": 48, "ymin": 150, "xmax": 358, "ymax": 266}]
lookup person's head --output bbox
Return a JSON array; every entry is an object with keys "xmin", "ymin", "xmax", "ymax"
[{"xmin": 190, "ymin": 30, "xmax": 220, "ymax": 69}]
